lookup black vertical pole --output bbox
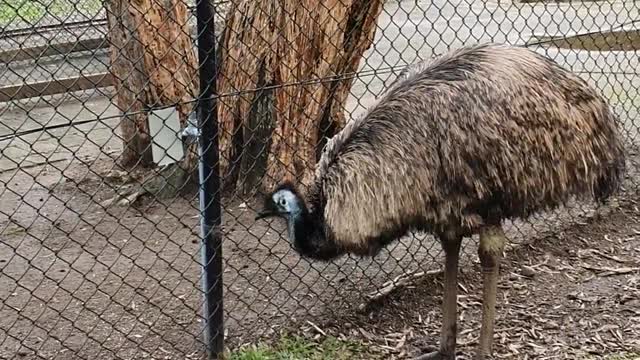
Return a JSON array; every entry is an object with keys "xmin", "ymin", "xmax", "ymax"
[{"xmin": 195, "ymin": 0, "xmax": 223, "ymax": 358}]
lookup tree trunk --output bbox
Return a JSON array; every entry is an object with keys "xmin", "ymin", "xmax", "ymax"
[
  {"xmin": 216, "ymin": 0, "xmax": 385, "ymax": 194},
  {"xmin": 105, "ymin": 0, "xmax": 198, "ymax": 172}
]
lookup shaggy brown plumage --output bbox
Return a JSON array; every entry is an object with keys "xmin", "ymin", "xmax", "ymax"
[
  {"xmin": 308, "ymin": 42, "xmax": 625, "ymax": 254},
  {"xmin": 256, "ymin": 42, "xmax": 626, "ymax": 359}
]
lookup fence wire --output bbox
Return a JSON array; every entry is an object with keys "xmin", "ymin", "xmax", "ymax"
[{"xmin": 1, "ymin": 0, "xmax": 639, "ymax": 358}]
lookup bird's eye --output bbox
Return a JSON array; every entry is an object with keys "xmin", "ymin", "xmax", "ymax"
[{"xmin": 279, "ymin": 199, "xmax": 286, "ymax": 206}]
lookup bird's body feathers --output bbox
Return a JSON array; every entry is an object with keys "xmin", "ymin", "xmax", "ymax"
[{"xmin": 302, "ymin": 43, "xmax": 625, "ymax": 257}]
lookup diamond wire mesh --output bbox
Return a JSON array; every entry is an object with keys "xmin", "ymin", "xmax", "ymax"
[{"xmin": 0, "ymin": 0, "xmax": 638, "ymax": 358}]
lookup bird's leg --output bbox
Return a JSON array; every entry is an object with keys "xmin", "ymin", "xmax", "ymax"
[
  {"xmin": 439, "ymin": 236, "xmax": 462, "ymax": 357},
  {"xmin": 415, "ymin": 234, "xmax": 462, "ymax": 360},
  {"xmin": 476, "ymin": 225, "xmax": 507, "ymax": 360}
]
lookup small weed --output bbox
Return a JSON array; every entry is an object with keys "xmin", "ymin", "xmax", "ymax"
[{"xmin": 227, "ymin": 335, "xmax": 378, "ymax": 360}]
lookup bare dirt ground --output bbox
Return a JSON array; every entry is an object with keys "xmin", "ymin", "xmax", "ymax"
[{"xmin": 0, "ymin": 145, "xmax": 465, "ymax": 359}]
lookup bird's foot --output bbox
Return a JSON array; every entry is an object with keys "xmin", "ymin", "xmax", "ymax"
[{"xmin": 414, "ymin": 351, "xmax": 455, "ymax": 360}]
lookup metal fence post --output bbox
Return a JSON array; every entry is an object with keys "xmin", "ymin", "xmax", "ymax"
[{"xmin": 195, "ymin": 0, "xmax": 224, "ymax": 358}]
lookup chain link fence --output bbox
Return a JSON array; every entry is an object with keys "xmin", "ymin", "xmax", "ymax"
[{"xmin": 1, "ymin": 0, "xmax": 639, "ymax": 358}]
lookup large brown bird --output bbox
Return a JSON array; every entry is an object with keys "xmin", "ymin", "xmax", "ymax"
[{"xmin": 255, "ymin": 43, "xmax": 626, "ymax": 359}]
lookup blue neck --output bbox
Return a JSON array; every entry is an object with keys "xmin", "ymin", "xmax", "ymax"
[{"xmin": 286, "ymin": 211, "xmax": 303, "ymax": 241}]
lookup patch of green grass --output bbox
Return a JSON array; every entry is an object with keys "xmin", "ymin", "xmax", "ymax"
[
  {"xmin": 227, "ymin": 335, "xmax": 378, "ymax": 360},
  {"xmin": 0, "ymin": 0, "xmax": 103, "ymax": 27}
]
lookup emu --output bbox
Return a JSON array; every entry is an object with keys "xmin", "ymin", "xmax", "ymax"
[{"xmin": 255, "ymin": 43, "xmax": 625, "ymax": 359}]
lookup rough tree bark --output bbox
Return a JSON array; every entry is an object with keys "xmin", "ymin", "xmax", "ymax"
[
  {"xmin": 216, "ymin": 0, "xmax": 385, "ymax": 194},
  {"xmin": 105, "ymin": 0, "xmax": 198, "ymax": 174}
]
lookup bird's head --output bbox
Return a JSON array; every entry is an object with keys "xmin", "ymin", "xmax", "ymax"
[
  {"xmin": 255, "ymin": 181, "xmax": 342, "ymax": 261},
  {"xmin": 255, "ymin": 182, "xmax": 305, "ymax": 221}
]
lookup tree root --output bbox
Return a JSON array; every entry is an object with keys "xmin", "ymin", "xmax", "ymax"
[{"xmin": 100, "ymin": 163, "xmax": 197, "ymax": 208}]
